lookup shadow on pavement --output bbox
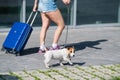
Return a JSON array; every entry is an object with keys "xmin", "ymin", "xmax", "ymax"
[
  {"xmin": 0, "ymin": 75, "xmax": 19, "ymax": 80},
  {"xmin": 51, "ymin": 62, "xmax": 86, "ymax": 68},
  {"xmin": 21, "ymin": 47, "xmax": 39, "ymax": 56},
  {"xmin": 21, "ymin": 39, "xmax": 108, "ymax": 56},
  {"xmin": 65, "ymin": 39, "xmax": 108, "ymax": 51}
]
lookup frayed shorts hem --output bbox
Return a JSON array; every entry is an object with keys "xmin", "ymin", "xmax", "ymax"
[{"xmin": 38, "ymin": 8, "xmax": 58, "ymax": 13}]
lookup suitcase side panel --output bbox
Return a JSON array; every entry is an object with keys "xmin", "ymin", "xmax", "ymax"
[
  {"xmin": 16, "ymin": 26, "xmax": 33, "ymax": 52},
  {"xmin": 3, "ymin": 22, "xmax": 30, "ymax": 52}
]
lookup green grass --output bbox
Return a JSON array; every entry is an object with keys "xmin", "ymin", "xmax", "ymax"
[
  {"xmin": 38, "ymin": 69, "xmax": 56, "ymax": 80},
  {"xmin": 109, "ymin": 76, "xmax": 120, "ymax": 80},
  {"xmin": 50, "ymin": 69, "xmax": 74, "ymax": 80},
  {"xmin": 23, "ymin": 70, "xmax": 41, "ymax": 80},
  {"xmin": 63, "ymin": 67, "xmax": 89, "ymax": 80},
  {"xmin": 9, "ymin": 71, "xmax": 23, "ymax": 80},
  {"xmin": 76, "ymin": 66, "xmax": 106, "ymax": 80}
]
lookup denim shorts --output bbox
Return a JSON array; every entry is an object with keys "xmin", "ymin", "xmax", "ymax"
[{"xmin": 38, "ymin": 0, "xmax": 58, "ymax": 13}]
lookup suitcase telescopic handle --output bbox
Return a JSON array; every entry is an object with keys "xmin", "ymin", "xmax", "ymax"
[{"xmin": 26, "ymin": 11, "xmax": 38, "ymax": 26}]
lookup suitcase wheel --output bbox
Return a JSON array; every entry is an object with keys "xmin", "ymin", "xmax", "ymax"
[
  {"xmin": 5, "ymin": 50, "xmax": 9, "ymax": 54},
  {"xmin": 11, "ymin": 50, "xmax": 20, "ymax": 56},
  {"xmin": 1, "ymin": 48, "xmax": 20, "ymax": 56},
  {"xmin": 11, "ymin": 50, "xmax": 16, "ymax": 54},
  {"xmin": 16, "ymin": 53, "xmax": 20, "ymax": 56},
  {"xmin": 1, "ymin": 47, "xmax": 5, "ymax": 52}
]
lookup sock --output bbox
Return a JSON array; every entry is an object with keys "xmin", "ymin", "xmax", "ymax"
[
  {"xmin": 52, "ymin": 43, "xmax": 57, "ymax": 48},
  {"xmin": 40, "ymin": 42, "xmax": 46, "ymax": 50},
  {"xmin": 40, "ymin": 45, "xmax": 46, "ymax": 51}
]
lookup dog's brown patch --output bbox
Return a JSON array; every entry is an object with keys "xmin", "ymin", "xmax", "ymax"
[{"xmin": 67, "ymin": 47, "xmax": 74, "ymax": 57}]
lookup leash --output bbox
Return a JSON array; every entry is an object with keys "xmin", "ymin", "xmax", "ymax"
[{"xmin": 64, "ymin": 5, "xmax": 70, "ymax": 47}]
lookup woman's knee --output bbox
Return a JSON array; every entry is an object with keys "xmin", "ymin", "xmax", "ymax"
[
  {"xmin": 57, "ymin": 20, "xmax": 65, "ymax": 30},
  {"xmin": 60, "ymin": 24, "xmax": 65, "ymax": 30},
  {"xmin": 41, "ymin": 13, "xmax": 50, "ymax": 28}
]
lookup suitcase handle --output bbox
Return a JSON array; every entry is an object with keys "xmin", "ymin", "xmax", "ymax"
[{"xmin": 26, "ymin": 11, "xmax": 38, "ymax": 26}]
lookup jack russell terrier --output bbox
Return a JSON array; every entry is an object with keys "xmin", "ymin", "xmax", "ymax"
[{"xmin": 44, "ymin": 47, "xmax": 75, "ymax": 68}]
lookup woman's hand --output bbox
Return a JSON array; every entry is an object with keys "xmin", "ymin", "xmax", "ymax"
[
  {"xmin": 33, "ymin": 0, "xmax": 38, "ymax": 12},
  {"xmin": 33, "ymin": 4, "xmax": 38, "ymax": 12},
  {"xmin": 62, "ymin": 0, "xmax": 71, "ymax": 5}
]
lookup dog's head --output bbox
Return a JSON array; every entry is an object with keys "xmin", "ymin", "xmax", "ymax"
[{"xmin": 67, "ymin": 47, "xmax": 75, "ymax": 57}]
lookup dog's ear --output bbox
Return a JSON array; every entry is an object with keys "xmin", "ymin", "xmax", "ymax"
[
  {"xmin": 67, "ymin": 47, "xmax": 71, "ymax": 50},
  {"xmin": 72, "ymin": 46, "xmax": 75, "ymax": 51}
]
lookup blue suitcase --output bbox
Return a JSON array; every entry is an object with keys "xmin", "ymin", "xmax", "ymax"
[{"xmin": 1, "ymin": 12, "xmax": 38, "ymax": 56}]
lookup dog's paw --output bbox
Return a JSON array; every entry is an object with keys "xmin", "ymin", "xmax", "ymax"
[
  {"xmin": 60, "ymin": 63, "xmax": 64, "ymax": 66},
  {"xmin": 69, "ymin": 62, "xmax": 73, "ymax": 66},
  {"xmin": 46, "ymin": 66, "xmax": 50, "ymax": 68},
  {"xmin": 45, "ymin": 64, "xmax": 50, "ymax": 68}
]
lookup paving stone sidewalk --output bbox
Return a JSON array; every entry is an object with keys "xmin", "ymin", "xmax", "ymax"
[{"xmin": 0, "ymin": 64, "xmax": 120, "ymax": 80}]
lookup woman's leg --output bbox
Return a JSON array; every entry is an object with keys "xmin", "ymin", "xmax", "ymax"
[
  {"xmin": 40, "ymin": 13, "xmax": 50, "ymax": 50},
  {"xmin": 46, "ymin": 9, "xmax": 65, "ymax": 48}
]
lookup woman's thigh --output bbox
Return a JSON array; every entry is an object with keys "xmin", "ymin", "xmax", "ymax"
[
  {"xmin": 46, "ymin": 9, "xmax": 65, "ymax": 26},
  {"xmin": 41, "ymin": 13, "xmax": 50, "ymax": 28}
]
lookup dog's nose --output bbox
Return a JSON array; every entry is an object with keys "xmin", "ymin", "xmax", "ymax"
[{"xmin": 73, "ymin": 55, "xmax": 75, "ymax": 57}]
